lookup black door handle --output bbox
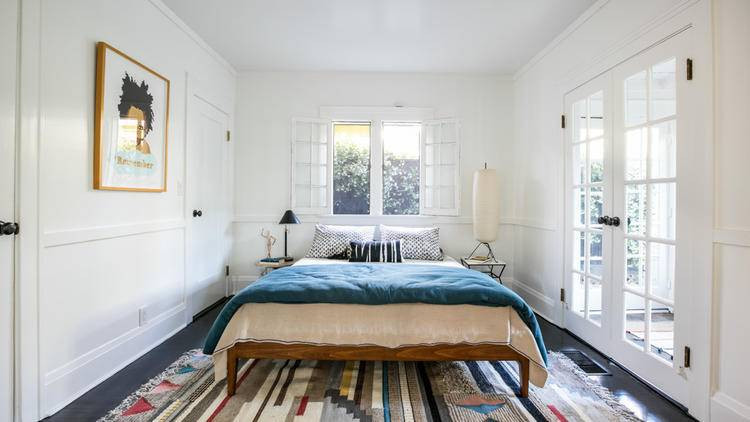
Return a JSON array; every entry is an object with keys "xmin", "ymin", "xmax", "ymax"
[
  {"xmin": 0, "ymin": 221, "xmax": 19, "ymax": 235},
  {"xmin": 192, "ymin": 210, "xmax": 202, "ymax": 218},
  {"xmin": 596, "ymin": 216, "xmax": 620, "ymax": 227}
]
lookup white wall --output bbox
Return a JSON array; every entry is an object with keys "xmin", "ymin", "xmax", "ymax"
[
  {"xmin": 510, "ymin": 0, "xmax": 714, "ymax": 419},
  {"xmin": 232, "ymin": 72, "xmax": 515, "ymax": 285},
  {"xmin": 710, "ymin": 1, "xmax": 750, "ymax": 420},
  {"xmin": 33, "ymin": 0, "xmax": 235, "ymax": 416}
]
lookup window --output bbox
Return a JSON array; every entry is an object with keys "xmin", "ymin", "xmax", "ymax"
[
  {"xmin": 333, "ymin": 122, "xmax": 371, "ymax": 215},
  {"xmin": 291, "ymin": 112, "xmax": 459, "ymax": 216},
  {"xmin": 383, "ymin": 123, "xmax": 420, "ymax": 215}
]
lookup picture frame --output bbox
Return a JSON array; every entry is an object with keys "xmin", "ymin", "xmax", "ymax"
[{"xmin": 94, "ymin": 42, "xmax": 170, "ymax": 192}]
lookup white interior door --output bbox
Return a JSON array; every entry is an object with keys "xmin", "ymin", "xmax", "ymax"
[
  {"xmin": 564, "ymin": 72, "xmax": 613, "ymax": 354},
  {"xmin": 0, "ymin": 0, "xmax": 18, "ymax": 419},
  {"xmin": 610, "ymin": 32, "xmax": 692, "ymax": 404},
  {"xmin": 565, "ymin": 30, "xmax": 695, "ymax": 405},
  {"xmin": 187, "ymin": 95, "xmax": 229, "ymax": 319}
]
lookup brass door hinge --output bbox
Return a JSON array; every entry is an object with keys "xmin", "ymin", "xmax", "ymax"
[
  {"xmin": 686, "ymin": 58, "xmax": 693, "ymax": 81},
  {"xmin": 684, "ymin": 346, "xmax": 691, "ymax": 368},
  {"xmin": 226, "ymin": 130, "xmax": 231, "ymax": 142},
  {"xmin": 560, "ymin": 288, "xmax": 565, "ymax": 302},
  {"xmin": 561, "ymin": 114, "xmax": 566, "ymax": 129}
]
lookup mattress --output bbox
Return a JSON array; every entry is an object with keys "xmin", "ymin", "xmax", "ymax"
[{"xmin": 211, "ymin": 258, "xmax": 548, "ymax": 387}]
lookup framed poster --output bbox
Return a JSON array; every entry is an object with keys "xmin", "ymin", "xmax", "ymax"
[{"xmin": 94, "ymin": 42, "xmax": 170, "ymax": 191}]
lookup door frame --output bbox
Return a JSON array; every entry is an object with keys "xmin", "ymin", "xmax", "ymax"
[
  {"xmin": 184, "ymin": 74, "xmax": 233, "ymax": 324},
  {"xmin": 558, "ymin": 2, "xmax": 713, "ymax": 419},
  {"xmin": 2, "ymin": 0, "xmax": 20, "ymax": 420}
]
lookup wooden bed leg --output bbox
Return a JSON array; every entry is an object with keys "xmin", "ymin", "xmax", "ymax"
[
  {"xmin": 518, "ymin": 357, "xmax": 530, "ymax": 398},
  {"xmin": 227, "ymin": 347, "xmax": 237, "ymax": 397}
]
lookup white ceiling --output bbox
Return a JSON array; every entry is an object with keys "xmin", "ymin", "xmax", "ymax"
[{"xmin": 162, "ymin": 0, "xmax": 596, "ymax": 74}]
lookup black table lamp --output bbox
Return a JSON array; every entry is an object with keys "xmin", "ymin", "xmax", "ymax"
[{"xmin": 278, "ymin": 209, "xmax": 301, "ymax": 260}]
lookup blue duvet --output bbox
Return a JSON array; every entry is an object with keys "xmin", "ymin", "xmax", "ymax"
[{"xmin": 203, "ymin": 264, "xmax": 547, "ymax": 365}]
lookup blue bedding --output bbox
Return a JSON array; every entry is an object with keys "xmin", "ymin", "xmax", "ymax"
[{"xmin": 203, "ymin": 264, "xmax": 547, "ymax": 365}]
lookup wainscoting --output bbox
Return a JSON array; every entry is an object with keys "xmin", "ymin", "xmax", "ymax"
[{"xmin": 39, "ymin": 221, "xmax": 188, "ymax": 415}]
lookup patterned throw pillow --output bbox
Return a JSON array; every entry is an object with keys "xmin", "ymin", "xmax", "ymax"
[
  {"xmin": 306, "ymin": 224, "xmax": 376, "ymax": 258},
  {"xmin": 349, "ymin": 240, "xmax": 403, "ymax": 263},
  {"xmin": 379, "ymin": 225, "xmax": 442, "ymax": 260}
]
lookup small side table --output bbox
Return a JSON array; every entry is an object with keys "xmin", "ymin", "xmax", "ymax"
[
  {"xmin": 255, "ymin": 259, "xmax": 294, "ymax": 276},
  {"xmin": 461, "ymin": 257, "xmax": 507, "ymax": 283}
]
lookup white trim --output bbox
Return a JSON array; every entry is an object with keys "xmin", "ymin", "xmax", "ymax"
[
  {"xmin": 41, "ymin": 219, "xmax": 185, "ymax": 248},
  {"xmin": 505, "ymin": 278, "xmax": 557, "ymax": 308},
  {"xmin": 319, "ymin": 106, "xmax": 434, "ymax": 121},
  {"xmin": 42, "ymin": 304, "xmax": 185, "ymax": 386},
  {"xmin": 711, "ymin": 392, "xmax": 750, "ymax": 421},
  {"xmin": 504, "ymin": 218, "xmax": 557, "ymax": 232},
  {"xmin": 231, "ymin": 275, "xmax": 259, "ymax": 294},
  {"xmin": 232, "ymin": 214, "xmax": 527, "ymax": 226},
  {"xmin": 147, "ymin": 0, "xmax": 237, "ymax": 76},
  {"xmin": 42, "ymin": 305, "xmax": 186, "ymax": 416},
  {"xmin": 504, "ymin": 278, "xmax": 558, "ymax": 324},
  {"xmin": 713, "ymin": 228, "xmax": 750, "ymax": 248},
  {"xmin": 17, "ymin": 0, "xmax": 42, "ymax": 418},
  {"xmin": 513, "ymin": 0, "xmax": 612, "ymax": 80}
]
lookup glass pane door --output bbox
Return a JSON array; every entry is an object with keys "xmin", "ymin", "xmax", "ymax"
[
  {"xmin": 564, "ymin": 73, "xmax": 612, "ymax": 353},
  {"xmin": 621, "ymin": 58, "xmax": 677, "ymax": 362},
  {"xmin": 611, "ymin": 33, "xmax": 690, "ymax": 404}
]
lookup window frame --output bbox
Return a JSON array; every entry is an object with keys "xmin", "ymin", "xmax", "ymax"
[{"xmin": 293, "ymin": 107, "xmax": 459, "ymax": 217}]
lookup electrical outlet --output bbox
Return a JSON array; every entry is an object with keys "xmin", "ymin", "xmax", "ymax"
[{"xmin": 139, "ymin": 306, "xmax": 148, "ymax": 326}]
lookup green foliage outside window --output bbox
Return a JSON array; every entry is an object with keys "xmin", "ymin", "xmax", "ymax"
[{"xmin": 333, "ymin": 144, "xmax": 420, "ymax": 215}]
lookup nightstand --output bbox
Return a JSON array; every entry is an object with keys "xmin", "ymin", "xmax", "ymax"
[
  {"xmin": 461, "ymin": 257, "xmax": 507, "ymax": 283},
  {"xmin": 255, "ymin": 259, "xmax": 294, "ymax": 276}
]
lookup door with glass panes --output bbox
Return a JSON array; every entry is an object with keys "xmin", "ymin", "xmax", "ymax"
[
  {"xmin": 565, "ymin": 31, "xmax": 693, "ymax": 404},
  {"xmin": 564, "ymin": 72, "xmax": 613, "ymax": 355}
]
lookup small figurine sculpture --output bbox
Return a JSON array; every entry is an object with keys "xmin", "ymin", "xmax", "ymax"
[{"xmin": 260, "ymin": 228, "xmax": 277, "ymax": 258}]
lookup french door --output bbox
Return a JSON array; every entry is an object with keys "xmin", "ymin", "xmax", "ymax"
[
  {"xmin": 565, "ymin": 32, "xmax": 693, "ymax": 404},
  {"xmin": 563, "ymin": 72, "xmax": 613, "ymax": 354}
]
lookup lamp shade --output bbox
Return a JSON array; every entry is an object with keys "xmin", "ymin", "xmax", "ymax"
[
  {"xmin": 472, "ymin": 169, "xmax": 500, "ymax": 243},
  {"xmin": 279, "ymin": 209, "xmax": 301, "ymax": 225}
]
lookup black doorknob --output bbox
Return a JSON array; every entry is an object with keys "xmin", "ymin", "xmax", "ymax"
[
  {"xmin": 611, "ymin": 216, "xmax": 621, "ymax": 227},
  {"xmin": 0, "ymin": 221, "xmax": 19, "ymax": 235},
  {"xmin": 597, "ymin": 216, "xmax": 612, "ymax": 225},
  {"xmin": 192, "ymin": 210, "xmax": 203, "ymax": 218}
]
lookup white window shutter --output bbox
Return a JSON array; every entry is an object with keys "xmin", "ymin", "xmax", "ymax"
[
  {"xmin": 420, "ymin": 118, "xmax": 460, "ymax": 216},
  {"xmin": 291, "ymin": 118, "xmax": 331, "ymax": 214}
]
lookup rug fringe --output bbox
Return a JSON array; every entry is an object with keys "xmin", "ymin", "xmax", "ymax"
[
  {"xmin": 548, "ymin": 351, "xmax": 642, "ymax": 421},
  {"xmin": 97, "ymin": 349, "xmax": 203, "ymax": 422}
]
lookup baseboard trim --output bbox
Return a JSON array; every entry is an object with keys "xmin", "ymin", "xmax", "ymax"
[
  {"xmin": 231, "ymin": 275, "xmax": 259, "ymax": 294},
  {"xmin": 711, "ymin": 391, "xmax": 750, "ymax": 421},
  {"xmin": 505, "ymin": 278, "xmax": 557, "ymax": 308},
  {"xmin": 192, "ymin": 296, "xmax": 230, "ymax": 322},
  {"xmin": 42, "ymin": 304, "xmax": 186, "ymax": 416}
]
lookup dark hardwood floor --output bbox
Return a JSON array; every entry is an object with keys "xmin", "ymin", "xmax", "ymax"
[{"xmin": 45, "ymin": 303, "xmax": 694, "ymax": 421}]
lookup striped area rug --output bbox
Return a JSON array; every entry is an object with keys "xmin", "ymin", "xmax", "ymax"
[{"xmin": 99, "ymin": 350, "xmax": 641, "ymax": 421}]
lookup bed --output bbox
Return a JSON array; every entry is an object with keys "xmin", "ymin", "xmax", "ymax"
[{"xmin": 203, "ymin": 257, "xmax": 548, "ymax": 398}]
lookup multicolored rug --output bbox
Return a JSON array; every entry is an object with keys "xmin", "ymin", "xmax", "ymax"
[{"xmin": 99, "ymin": 350, "xmax": 640, "ymax": 421}]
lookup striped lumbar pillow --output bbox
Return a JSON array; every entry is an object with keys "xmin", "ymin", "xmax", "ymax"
[{"xmin": 349, "ymin": 240, "xmax": 403, "ymax": 263}]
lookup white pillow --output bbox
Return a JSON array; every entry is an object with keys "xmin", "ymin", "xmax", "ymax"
[
  {"xmin": 306, "ymin": 224, "xmax": 376, "ymax": 258},
  {"xmin": 379, "ymin": 225, "xmax": 442, "ymax": 261}
]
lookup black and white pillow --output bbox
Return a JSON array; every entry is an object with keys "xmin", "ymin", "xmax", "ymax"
[
  {"xmin": 379, "ymin": 225, "xmax": 442, "ymax": 261},
  {"xmin": 349, "ymin": 240, "xmax": 403, "ymax": 263},
  {"xmin": 306, "ymin": 224, "xmax": 375, "ymax": 259}
]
